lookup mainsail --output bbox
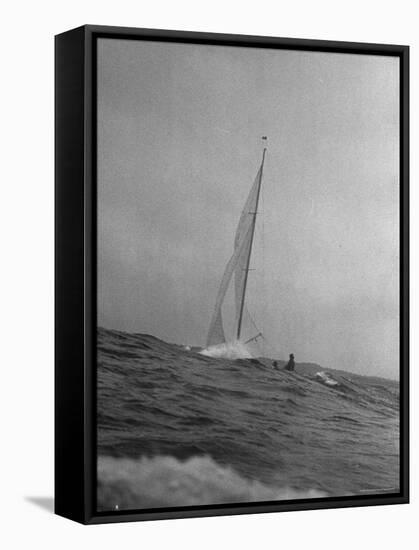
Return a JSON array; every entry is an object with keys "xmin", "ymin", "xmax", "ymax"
[{"xmin": 206, "ymin": 147, "xmax": 266, "ymax": 347}]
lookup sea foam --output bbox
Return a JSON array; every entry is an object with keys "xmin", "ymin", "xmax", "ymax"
[
  {"xmin": 97, "ymin": 454, "xmax": 327, "ymax": 511},
  {"xmin": 199, "ymin": 340, "xmax": 253, "ymax": 360}
]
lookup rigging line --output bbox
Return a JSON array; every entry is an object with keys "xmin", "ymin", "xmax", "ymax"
[
  {"xmin": 244, "ymin": 306, "xmax": 269, "ymax": 358},
  {"xmin": 246, "ymin": 306, "xmax": 261, "ymax": 334}
]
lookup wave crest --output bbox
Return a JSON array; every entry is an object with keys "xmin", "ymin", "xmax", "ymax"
[{"xmin": 97, "ymin": 454, "xmax": 327, "ymax": 511}]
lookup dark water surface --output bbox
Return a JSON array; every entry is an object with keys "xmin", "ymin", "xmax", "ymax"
[{"xmin": 97, "ymin": 327, "xmax": 399, "ymax": 511}]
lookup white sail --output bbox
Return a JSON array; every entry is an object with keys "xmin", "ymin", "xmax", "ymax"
[{"xmin": 206, "ymin": 149, "xmax": 266, "ymax": 347}]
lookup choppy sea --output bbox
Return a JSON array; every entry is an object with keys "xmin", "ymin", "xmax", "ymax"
[{"xmin": 97, "ymin": 327, "xmax": 399, "ymax": 512}]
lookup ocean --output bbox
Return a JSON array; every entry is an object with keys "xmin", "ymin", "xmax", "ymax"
[{"xmin": 97, "ymin": 327, "xmax": 399, "ymax": 512}]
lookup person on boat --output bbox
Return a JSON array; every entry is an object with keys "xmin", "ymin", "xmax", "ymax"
[{"xmin": 284, "ymin": 354, "xmax": 295, "ymax": 372}]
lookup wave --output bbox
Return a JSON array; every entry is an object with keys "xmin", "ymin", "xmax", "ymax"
[
  {"xmin": 97, "ymin": 327, "xmax": 400, "ymax": 505},
  {"xmin": 199, "ymin": 340, "xmax": 253, "ymax": 359},
  {"xmin": 97, "ymin": 454, "xmax": 328, "ymax": 511}
]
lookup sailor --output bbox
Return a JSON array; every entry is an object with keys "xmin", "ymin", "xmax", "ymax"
[{"xmin": 284, "ymin": 353, "xmax": 295, "ymax": 372}]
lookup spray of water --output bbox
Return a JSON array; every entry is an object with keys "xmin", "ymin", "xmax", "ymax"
[
  {"xmin": 97, "ymin": 454, "xmax": 328, "ymax": 511},
  {"xmin": 199, "ymin": 340, "xmax": 253, "ymax": 360}
]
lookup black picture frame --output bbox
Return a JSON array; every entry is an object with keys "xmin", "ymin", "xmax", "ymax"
[{"xmin": 55, "ymin": 24, "xmax": 409, "ymax": 525}]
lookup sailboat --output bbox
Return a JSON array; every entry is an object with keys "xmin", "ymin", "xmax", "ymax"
[{"xmin": 206, "ymin": 139, "xmax": 267, "ymax": 351}]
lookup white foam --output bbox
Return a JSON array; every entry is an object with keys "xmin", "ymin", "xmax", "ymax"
[
  {"xmin": 315, "ymin": 371, "xmax": 339, "ymax": 386},
  {"xmin": 97, "ymin": 454, "xmax": 328, "ymax": 511},
  {"xmin": 199, "ymin": 340, "xmax": 253, "ymax": 360}
]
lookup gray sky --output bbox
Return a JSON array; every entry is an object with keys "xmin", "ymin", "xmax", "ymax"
[{"xmin": 97, "ymin": 38, "xmax": 399, "ymax": 379}]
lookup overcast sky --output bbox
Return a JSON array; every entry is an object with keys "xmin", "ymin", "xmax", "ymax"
[{"xmin": 97, "ymin": 38, "xmax": 399, "ymax": 379}]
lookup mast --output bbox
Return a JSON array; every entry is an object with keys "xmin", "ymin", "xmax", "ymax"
[{"xmin": 236, "ymin": 141, "xmax": 267, "ymax": 340}]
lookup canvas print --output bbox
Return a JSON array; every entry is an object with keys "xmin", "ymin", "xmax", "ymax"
[{"xmin": 96, "ymin": 38, "xmax": 400, "ymax": 512}]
